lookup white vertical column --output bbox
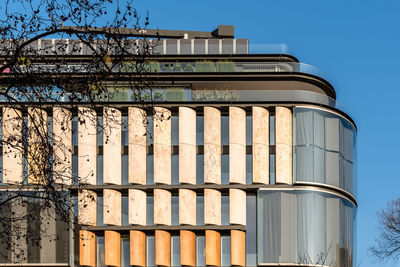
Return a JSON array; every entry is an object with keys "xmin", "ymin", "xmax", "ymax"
[
  {"xmin": 154, "ymin": 107, "xmax": 171, "ymax": 185},
  {"xmin": 204, "ymin": 189, "xmax": 221, "ymax": 225},
  {"xmin": 179, "ymin": 189, "xmax": 196, "ymax": 225},
  {"xmin": 128, "ymin": 107, "xmax": 147, "ymax": 185},
  {"xmin": 154, "ymin": 189, "xmax": 171, "ymax": 225},
  {"xmin": 103, "ymin": 107, "xmax": 121, "ymax": 185},
  {"xmin": 275, "ymin": 107, "xmax": 293, "ymax": 185},
  {"xmin": 204, "ymin": 107, "xmax": 221, "ymax": 184},
  {"xmin": 53, "ymin": 107, "xmax": 72, "ymax": 184},
  {"xmin": 252, "ymin": 106, "xmax": 269, "ymax": 184},
  {"xmin": 2, "ymin": 108, "xmax": 23, "ymax": 184},
  {"xmin": 229, "ymin": 188, "xmax": 246, "ymax": 226},
  {"xmin": 179, "ymin": 107, "xmax": 196, "ymax": 184},
  {"xmin": 78, "ymin": 107, "xmax": 97, "ymax": 185},
  {"xmin": 229, "ymin": 107, "xmax": 246, "ymax": 184}
]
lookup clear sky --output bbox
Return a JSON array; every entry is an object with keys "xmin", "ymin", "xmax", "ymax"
[{"xmin": 131, "ymin": 0, "xmax": 400, "ymax": 266}]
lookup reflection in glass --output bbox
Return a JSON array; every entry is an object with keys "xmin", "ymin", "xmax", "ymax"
[
  {"xmin": 221, "ymin": 236, "xmax": 231, "ymax": 266},
  {"xmin": 196, "ymin": 236, "xmax": 205, "ymax": 266},
  {"xmin": 257, "ymin": 189, "xmax": 356, "ymax": 266},
  {"xmin": 293, "ymin": 107, "xmax": 357, "ymax": 195},
  {"xmin": 146, "ymin": 236, "xmax": 155, "ymax": 267}
]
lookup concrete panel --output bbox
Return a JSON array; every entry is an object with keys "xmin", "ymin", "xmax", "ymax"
[
  {"xmin": 179, "ymin": 189, "xmax": 196, "ymax": 226},
  {"xmin": 179, "ymin": 107, "xmax": 196, "ymax": 184},
  {"xmin": 52, "ymin": 107, "xmax": 72, "ymax": 185},
  {"xmin": 128, "ymin": 107, "xmax": 147, "ymax": 184},
  {"xmin": 2, "ymin": 108, "xmax": 23, "ymax": 184},
  {"xmin": 204, "ymin": 189, "xmax": 221, "ymax": 225},
  {"xmin": 78, "ymin": 190, "xmax": 97, "ymax": 226},
  {"xmin": 103, "ymin": 189, "xmax": 121, "ymax": 226},
  {"xmin": 128, "ymin": 189, "xmax": 147, "ymax": 226},
  {"xmin": 154, "ymin": 107, "xmax": 171, "ymax": 184},
  {"xmin": 204, "ymin": 107, "xmax": 221, "ymax": 184},
  {"xmin": 105, "ymin": 230, "xmax": 121, "ymax": 266},
  {"xmin": 154, "ymin": 189, "xmax": 171, "ymax": 226},
  {"xmin": 130, "ymin": 230, "xmax": 146, "ymax": 266},
  {"xmin": 252, "ymin": 106, "xmax": 269, "ymax": 184},
  {"xmin": 27, "ymin": 107, "xmax": 48, "ymax": 184},
  {"xmin": 275, "ymin": 107, "xmax": 293, "ymax": 185},
  {"xmin": 180, "ymin": 230, "xmax": 196, "ymax": 266},
  {"xmin": 79, "ymin": 230, "xmax": 96, "ymax": 267},
  {"xmin": 229, "ymin": 189, "xmax": 246, "ymax": 226},
  {"xmin": 205, "ymin": 230, "xmax": 220, "ymax": 266},
  {"xmin": 231, "ymin": 230, "xmax": 246, "ymax": 266},
  {"xmin": 103, "ymin": 107, "xmax": 121, "ymax": 185},
  {"xmin": 155, "ymin": 230, "xmax": 171, "ymax": 266},
  {"xmin": 78, "ymin": 107, "xmax": 97, "ymax": 185}
]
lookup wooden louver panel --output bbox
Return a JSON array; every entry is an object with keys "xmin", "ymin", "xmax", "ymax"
[
  {"xmin": 105, "ymin": 230, "xmax": 121, "ymax": 266},
  {"xmin": 231, "ymin": 230, "xmax": 246, "ymax": 266},
  {"xmin": 205, "ymin": 230, "xmax": 221, "ymax": 266},
  {"xmin": 180, "ymin": 230, "xmax": 196, "ymax": 266},
  {"xmin": 155, "ymin": 230, "xmax": 171, "ymax": 266},
  {"xmin": 79, "ymin": 230, "xmax": 96, "ymax": 267},
  {"xmin": 130, "ymin": 230, "xmax": 146, "ymax": 267}
]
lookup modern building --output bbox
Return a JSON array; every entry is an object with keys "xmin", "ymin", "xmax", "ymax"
[{"xmin": 0, "ymin": 25, "xmax": 357, "ymax": 266}]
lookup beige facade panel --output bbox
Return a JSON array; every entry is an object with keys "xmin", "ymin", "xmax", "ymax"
[
  {"xmin": 229, "ymin": 188, "xmax": 247, "ymax": 226},
  {"xmin": 128, "ymin": 189, "xmax": 147, "ymax": 226},
  {"xmin": 78, "ymin": 107, "xmax": 97, "ymax": 185},
  {"xmin": 154, "ymin": 189, "xmax": 172, "ymax": 225},
  {"xmin": 205, "ymin": 230, "xmax": 221, "ymax": 266},
  {"xmin": 103, "ymin": 107, "xmax": 121, "ymax": 185},
  {"xmin": 252, "ymin": 106, "xmax": 269, "ymax": 184},
  {"xmin": 78, "ymin": 190, "xmax": 97, "ymax": 226},
  {"xmin": 275, "ymin": 143, "xmax": 293, "ymax": 185},
  {"xmin": 231, "ymin": 230, "xmax": 246, "ymax": 266},
  {"xmin": 155, "ymin": 230, "xmax": 171, "ymax": 267},
  {"xmin": 204, "ymin": 106, "xmax": 221, "ymax": 184},
  {"xmin": 130, "ymin": 230, "xmax": 146, "ymax": 267},
  {"xmin": 2, "ymin": 108, "xmax": 23, "ymax": 184},
  {"xmin": 180, "ymin": 230, "xmax": 196, "ymax": 266},
  {"xmin": 179, "ymin": 189, "xmax": 196, "ymax": 226},
  {"xmin": 103, "ymin": 189, "xmax": 122, "ymax": 226},
  {"xmin": 229, "ymin": 107, "xmax": 246, "ymax": 184},
  {"xmin": 105, "ymin": 230, "xmax": 121, "ymax": 266},
  {"xmin": 79, "ymin": 230, "xmax": 96, "ymax": 267},
  {"xmin": 275, "ymin": 107, "xmax": 293, "ymax": 185},
  {"xmin": 179, "ymin": 107, "xmax": 196, "ymax": 184},
  {"xmin": 204, "ymin": 189, "xmax": 221, "ymax": 225},
  {"xmin": 128, "ymin": 107, "xmax": 147, "ymax": 184},
  {"xmin": 52, "ymin": 107, "xmax": 72, "ymax": 185},
  {"xmin": 154, "ymin": 107, "xmax": 171, "ymax": 185},
  {"xmin": 229, "ymin": 144, "xmax": 246, "ymax": 184},
  {"xmin": 27, "ymin": 107, "xmax": 48, "ymax": 184}
]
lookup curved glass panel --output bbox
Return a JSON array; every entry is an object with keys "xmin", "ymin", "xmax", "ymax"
[
  {"xmin": 294, "ymin": 107, "xmax": 357, "ymax": 196},
  {"xmin": 257, "ymin": 189, "xmax": 356, "ymax": 266}
]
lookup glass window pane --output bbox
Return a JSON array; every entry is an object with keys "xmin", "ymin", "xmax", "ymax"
[
  {"xmin": 196, "ymin": 236, "xmax": 205, "ymax": 266},
  {"xmin": 147, "ymin": 155, "xmax": 154, "ymax": 185},
  {"xmin": 147, "ymin": 196, "xmax": 154, "ymax": 225},
  {"xmin": 221, "ymin": 116, "xmax": 229, "ymax": 145},
  {"xmin": 196, "ymin": 196, "xmax": 204, "ymax": 225},
  {"xmin": 221, "ymin": 236, "xmax": 230, "ymax": 266},
  {"xmin": 172, "ymin": 155, "xmax": 179, "ymax": 185},
  {"xmin": 146, "ymin": 236, "xmax": 155, "ymax": 267},
  {"xmin": 172, "ymin": 196, "xmax": 179, "ymax": 226},
  {"xmin": 122, "ymin": 196, "xmax": 128, "ymax": 225},
  {"xmin": 121, "ymin": 237, "xmax": 129, "ymax": 266},
  {"xmin": 221, "ymin": 155, "xmax": 229, "ymax": 184},
  {"xmin": 196, "ymin": 116, "xmax": 204, "ymax": 145},
  {"xmin": 246, "ymin": 196, "xmax": 257, "ymax": 266},
  {"xmin": 121, "ymin": 154, "xmax": 128, "ymax": 185},
  {"xmin": 96, "ymin": 236, "xmax": 105, "ymax": 267},
  {"xmin": 172, "ymin": 116, "xmax": 179, "ymax": 146},
  {"xmin": 171, "ymin": 236, "xmax": 180, "ymax": 266},
  {"xmin": 269, "ymin": 115, "xmax": 275, "ymax": 145},
  {"xmin": 97, "ymin": 155, "xmax": 103, "ymax": 185},
  {"xmin": 221, "ymin": 196, "xmax": 229, "ymax": 225},
  {"xmin": 196, "ymin": 155, "xmax": 204, "ymax": 184}
]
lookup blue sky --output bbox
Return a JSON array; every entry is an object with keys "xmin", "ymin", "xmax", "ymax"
[{"xmin": 132, "ymin": 0, "xmax": 400, "ymax": 266}]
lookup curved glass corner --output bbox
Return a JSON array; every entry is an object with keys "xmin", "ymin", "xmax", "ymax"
[
  {"xmin": 257, "ymin": 189, "xmax": 356, "ymax": 266},
  {"xmin": 293, "ymin": 107, "xmax": 358, "ymax": 196}
]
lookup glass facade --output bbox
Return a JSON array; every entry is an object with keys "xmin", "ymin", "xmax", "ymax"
[
  {"xmin": 258, "ymin": 189, "xmax": 356, "ymax": 266},
  {"xmin": 294, "ymin": 107, "xmax": 358, "ymax": 196}
]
